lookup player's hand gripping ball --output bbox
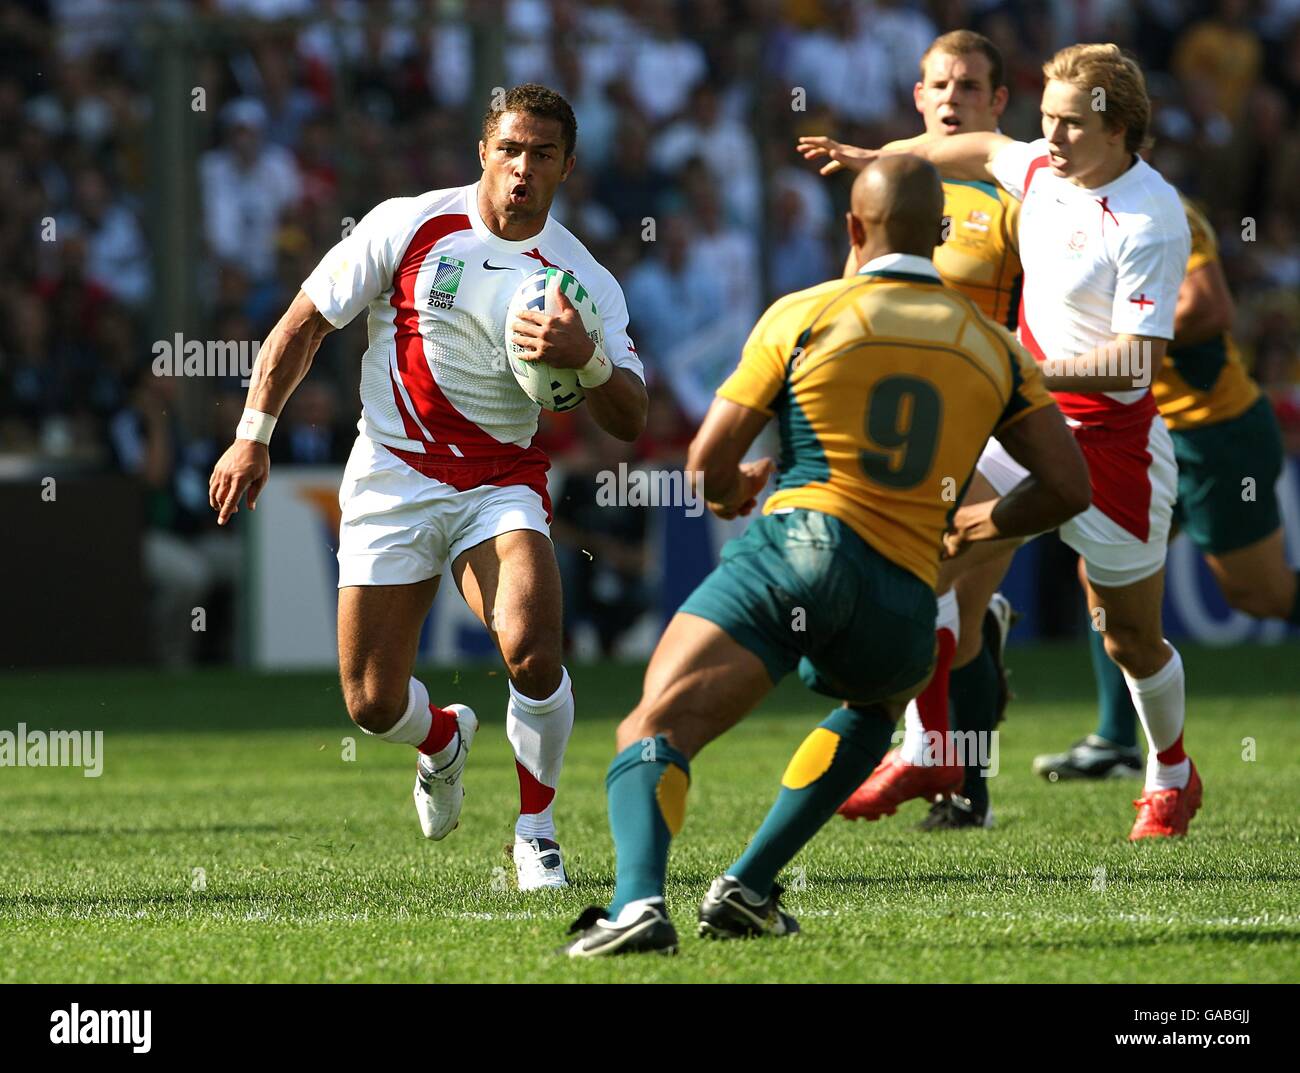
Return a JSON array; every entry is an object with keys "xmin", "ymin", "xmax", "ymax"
[{"xmin": 506, "ymin": 267, "xmax": 607, "ymax": 412}]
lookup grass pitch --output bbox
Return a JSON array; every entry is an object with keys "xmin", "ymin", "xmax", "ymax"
[{"xmin": 2, "ymin": 643, "xmax": 1298, "ymax": 983}]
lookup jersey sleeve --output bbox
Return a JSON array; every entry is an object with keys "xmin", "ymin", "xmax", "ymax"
[
  {"xmin": 989, "ymin": 138, "xmax": 1051, "ymax": 202},
  {"xmin": 715, "ymin": 295, "xmax": 797, "ymax": 416},
  {"xmin": 1109, "ymin": 211, "xmax": 1191, "ymax": 340},
  {"xmin": 991, "ymin": 325, "xmax": 1054, "ymax": 433},
  {"xmin": 301, "ymin": 199, "xmax": 406, "ymax": 329},
  {"xmin": 587, "ymin": 268, "xmax": 645, "ymax": 382}
]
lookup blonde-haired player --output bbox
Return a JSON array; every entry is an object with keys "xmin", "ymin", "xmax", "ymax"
[{"xmin": 802, "ymin": 44, "xmax": 1201, "ymax": 839}]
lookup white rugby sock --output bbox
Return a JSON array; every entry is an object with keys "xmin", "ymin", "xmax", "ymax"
[
  {"xmin": 1123, "ymin": 644, "xmax": 1189, "ymax": 791},
  {"xmin": 368, "ymin": 678, "xmax": 433, "ymax": 746},
  {"xmin": 900, "ymin": 590, "xmax": 960, "ymax": 766},
  {"xmin": 507, "ymin": 667, "xmax": 575, "ymax": 841}
]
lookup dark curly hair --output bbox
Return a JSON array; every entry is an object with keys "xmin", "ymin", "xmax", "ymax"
[{"xmin": 481, "ymin": 83, "xmax": 578, "ymax": 158}]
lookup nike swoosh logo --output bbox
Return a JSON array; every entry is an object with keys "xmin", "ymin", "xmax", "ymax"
[{"xmin": 483, "ymin": 260, "xmax": 513, "ymax": 271}]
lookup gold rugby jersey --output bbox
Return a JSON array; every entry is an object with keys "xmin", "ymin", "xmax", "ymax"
[
  {"xmin": 1152, "ymin": 196, "xmax": 1259, "ymax": 431},
  {"xmin": 717, "ymin": 255, "xmax": 1053, "ymax": 588},
  {"xmin": 884, "ymin": 133, "xmax": 1023, "ymax": 327}
]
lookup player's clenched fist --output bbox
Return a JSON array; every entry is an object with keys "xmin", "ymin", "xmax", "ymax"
[
  {"xmin": 708, "ymin": 457, "xmax": 776, "ymax": 521},
  {"xmin": 209, "ymin": 439, "xmax": 270, "ymax": 526},
  {"xmin": 510, "ymin": 288, "xmax": 596, "ymax": 369}
]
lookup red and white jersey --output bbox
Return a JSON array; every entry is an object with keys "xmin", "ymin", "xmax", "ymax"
[
  {"xmin": 302, "ymin": 183, "xmax": 643, "ymax": 465},
  {"xmin": 990, "ymin": 138, "xmax": 1190, "ymax": 432}
]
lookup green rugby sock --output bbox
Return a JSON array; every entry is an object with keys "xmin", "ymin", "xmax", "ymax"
[
  {"xmin": 605, "ymin": 736, "xmax": 690, "ymax": 917},
  {"xmin": 1288, "ymin": 573, "xmax": 1300, "ymax": 626},
  {"xmin": 951, "ymin": 647, "xmax": 999, "ymax": 814},
  {"xmin": 729, "ymin": 705, "xmax": 895, "ymax": 898},
  {"xmin": 1089, "ymin": 624, "xmax": 1138, "ymax": 748}
]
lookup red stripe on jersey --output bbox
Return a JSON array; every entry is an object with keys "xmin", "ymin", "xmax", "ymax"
[
  {"xmin": 1023, "ymin": 154, "xmax": 1050, "ymax": 195},
  {"xmin": 1073, "ymin": 421, "xmax": 1153, "ymax": 542},
  {"xmin": 1020, "ymin": 307, "xmax": 1158, "ymax": 541},
  {"xmin": 1018, "ymin": 307, "xmax": 1158, "ymax": 432},
  {"xmin": 382, "ymin": 444, "xmax": 554, "ymax": 524},
  {"xmin": 388, "ymin": 365, "xmax": 428, "ymax": 444},
  {"xmin": 390, "ymin": 212, "xmax": 507, "ymax": 456}
]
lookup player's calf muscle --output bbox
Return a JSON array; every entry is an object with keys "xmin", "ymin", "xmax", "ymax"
[{"xmin": 337, "ymin": 581, "xmax": 437, "ymax": 731}]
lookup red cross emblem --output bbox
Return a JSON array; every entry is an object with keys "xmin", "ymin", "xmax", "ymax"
[
  {"xmin": 1098, "ymin": 196, "xmax": 1119, "ymax": 229},
  {"xmin": 523, "ymin": 247, "xmax": 573, "ymax": 274},
  {"xmin": 1129, "ymin": 293, "xmax": 1155, "ymax": 310}
]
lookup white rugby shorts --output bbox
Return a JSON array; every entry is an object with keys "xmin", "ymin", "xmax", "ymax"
[
  {"xmin": 336, "ymin": 435, "xmax": 551, "ymax": 587},
  {"xmin": 978, "ymin": 413, "xmax": 1177, "ymax": 587}
]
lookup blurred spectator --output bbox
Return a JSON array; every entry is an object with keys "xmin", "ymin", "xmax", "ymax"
[
  {"xmin": 684, "ymin": 167, "xmax": 761, "ymax": 325},
  {"xmin": 593, "ymin": 114, "xmax": 669, "ymax": 232},
  {"xmin": 58, "ymin": 165, "xmax": 150, "ymax": 308},
  {"xmin": 622, "ymin": 0, "xmax": 707, "ymax": 126},
  {"xmin": 784, "ymin": 0, "xmax": 895, "ymax": 125},
  {"xmin": 767, "ymin": 183, "xmax": 836, "ymax": 297},
  {"xmin": 269, "ymin": 379, "xmax": 353, "ymax": 465},
  {"xmin": 1172, "ymin": 0, "xmax": 1262, "ymax": 121},
  {"xmin": 624, "ymin": 214, "xmax": 725, "ymax": 373},
  {"xmin": 108, "ymin": 374, "xmax": 238, "ymax": 667},
  {"xmin": 652, "ymin": 81, "xmax": 762, "ymax": 230},
  {"xmin": 199, "ymin": 97, "xmax": 301, "ymax": 287}
]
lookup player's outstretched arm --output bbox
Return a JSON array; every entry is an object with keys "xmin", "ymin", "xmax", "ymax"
[
  {"xmin": 945, "ymin": 405, "xmax": 1091, "ymax": 557},
  {"xmin": 797, "ymin": 131, "xmax": 1010, "ymax": 182},
  {"xmin": 208, "ymin": 289, "xmax": 335, "ymax": 525},
  {"xmin": 686, "ymin": 398, "xmax": 774, "ymax": 521}
]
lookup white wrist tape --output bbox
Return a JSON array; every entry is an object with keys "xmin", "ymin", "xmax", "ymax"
[
  {"xmin": 236, "ymin": 408, "xmax": 277, "ymax": 445},
  {"xmin": 576, "ymin": 343, "xmax": 614, "ymax": 389}
]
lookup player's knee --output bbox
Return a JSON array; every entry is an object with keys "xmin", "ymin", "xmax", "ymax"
[
  {"xmin": 1220, "ymin": 582, "xmax": 1284, "ymax": 620},
  {"xmin": 342, "ymin": 680, "xmax": 407, "ymax": 734},
  {"xmin": 1100, "ymin": 628, "xmax": 1163, "ymax": 679},
  {"xmin": 505, "ymin": 648, "xmax": 563, "ymax": 701}
]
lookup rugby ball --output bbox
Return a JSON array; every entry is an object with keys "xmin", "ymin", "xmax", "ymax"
[{"xmin": 505, "ymin": 266, "xmax": 605, "ymax": 412}]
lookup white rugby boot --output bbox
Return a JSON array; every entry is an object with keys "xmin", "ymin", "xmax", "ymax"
[
  {"xmin": 512, "ymin": 836, "xmax": 569, "ymax": 890},
  {"xmin": 413, "ymin": 704, "xmax": 478, "ymax": 840}
]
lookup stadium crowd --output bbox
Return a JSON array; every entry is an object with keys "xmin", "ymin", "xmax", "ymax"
[{"xmin": 3, "ymin": 0, "xmax": 1300, "ymax": 664}]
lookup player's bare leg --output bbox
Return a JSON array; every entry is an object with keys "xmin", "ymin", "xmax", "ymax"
[
  {"xmin": 453, "ymin": 528, "xmax": 573, "ymax": 888},
  {"xmin": 1204, "ymin": 528, "xmax": 1300, "ymax": 622},
  {"xmin": 569, "ymin": 612, "xmax": 914, "ymax": 955},
  {"xmin": 617, "ymin": 614, "xmax": 774, "ymax": 757},
  {"xmin": 564, "ymin": 613, "xmax": 772, "ymax": 955},
  {"xmin": 1084, "ymin": 569, "xmax": 1201, "ymax": 839},
  {"xmin": 339, "ymin": 579, "xmax": 480, "ymax": 841}
]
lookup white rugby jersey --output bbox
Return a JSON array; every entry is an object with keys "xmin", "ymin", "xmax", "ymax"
[
  {"xmin": 302, "ymin": 183, "xmax": 643, "ymax": 462},
  {"xmin": 990, "ymin": 139, "xmax": 1190, "ymax": 431}
]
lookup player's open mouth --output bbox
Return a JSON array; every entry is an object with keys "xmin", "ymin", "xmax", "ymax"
[
  {"xmin": 509, "ymin": 184, "xmax": 529, "ymax": 204},
  {"xmin": 940, "ymin": 114, "xmax": 961, "ymax": 130}
]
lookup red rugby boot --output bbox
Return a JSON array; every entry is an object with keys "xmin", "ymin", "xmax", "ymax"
[
  {"xmin": 837, "ymin": 748, "xmax": 964, "ymax": 821},
  {"xmin": 1129, "ymin": 761, "xmax": 1203, "ymax": 841}
]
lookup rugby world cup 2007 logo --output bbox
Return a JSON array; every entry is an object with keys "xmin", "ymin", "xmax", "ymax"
[{"xmin": 428, "ymin": 255, "xmax": 465, "ymax": 309}]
